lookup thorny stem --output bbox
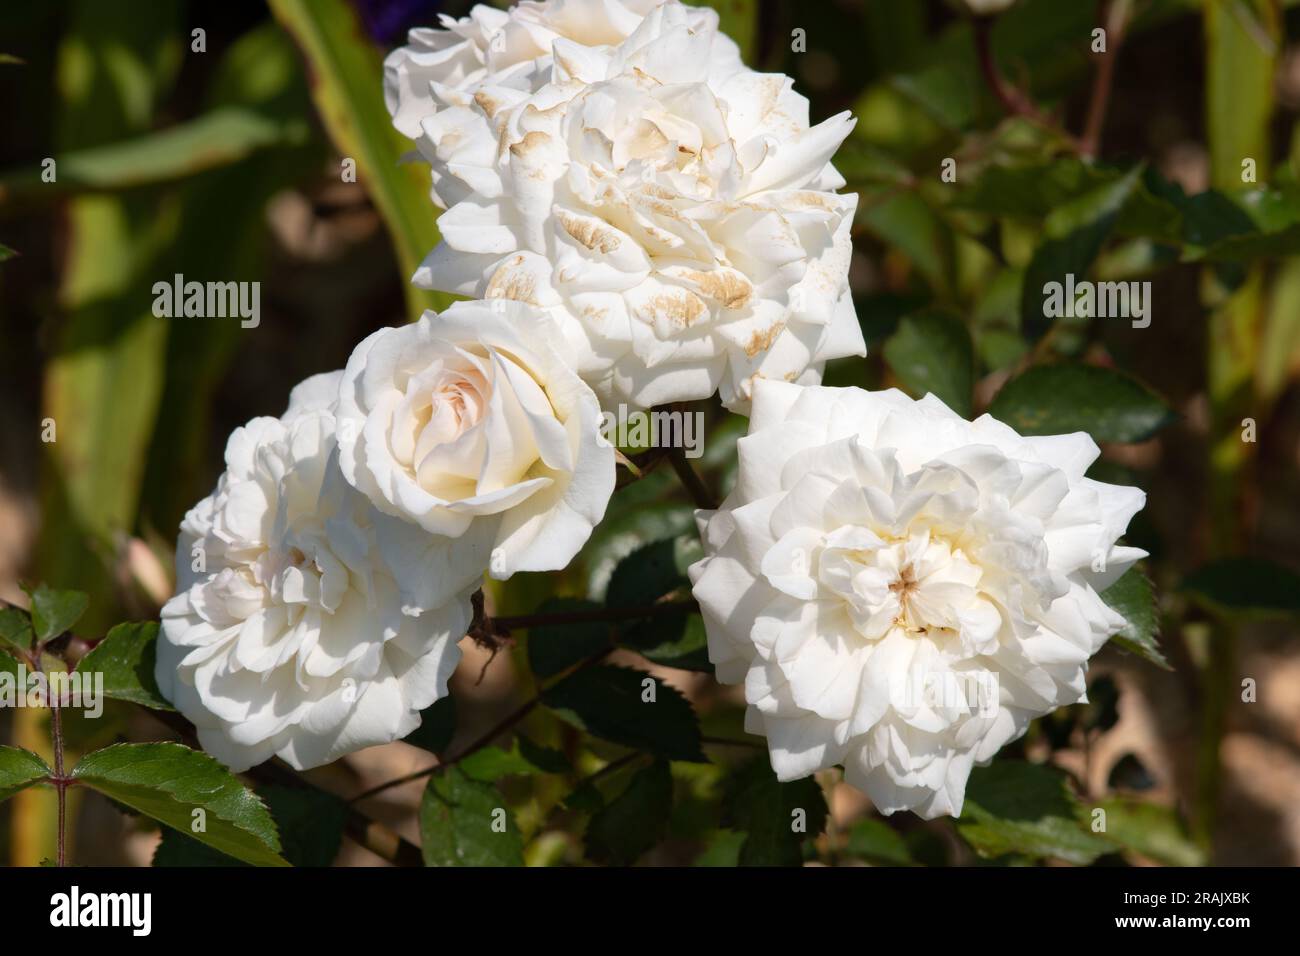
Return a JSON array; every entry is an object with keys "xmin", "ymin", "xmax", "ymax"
[
  {"xmin": 352, "ymin": 644, "xmax": 617, "ymax": 804},
  {"xmin": 349, "ymin": 695, "xmax": 542, "ymax": 804},
  {"xmin": 614, "ymin": 444, "xmax": 673, "ymax": 491},
  {"xmin": 1, "ymin": 602, "xmax": 71, "ymax": 867},
  {"xmin": 18, "ymin": 634, "xmax": 70, "ymax": 868},
  {"xmin": 51, "ymin": 706, "xmax": 66, "ymax": 867},
  {"xmin": 45, "ymin": 656, "xmax": 68, "ymax": 868},
  {"xmin": 1080, "ymin": 0, "xmax": 1130, "ymax": 158},
  {"xmin": 972, "ymin": 15, "xmax": 1083, "ymax": 152},
  {"xmin": 536, "ymin": 751, "xmax": 648, "ymax": 832}
]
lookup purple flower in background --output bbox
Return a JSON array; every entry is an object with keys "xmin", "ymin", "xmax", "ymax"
[{"xmin": 352, "ymin": 0, "xmax": 446, "ymax": 45}]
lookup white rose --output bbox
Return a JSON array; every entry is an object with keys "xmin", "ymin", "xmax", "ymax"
[
  {"xmin": 335, "ymin": 299, "xmax": 615, "ymax": 584},
  {"xmin": 157, "ymin": 373, "xmax": 482, "ymax": 772},
  {"xmin": 406, "ymin": 3, "xmax": 865, "ymax": 412},
  {"xmin": 688, "ymin": 381, "xmax": 1147, "ymax": 818},
  {"xmin": 384, "ymin": 0, "xmax": 743, "ymax": 207}
]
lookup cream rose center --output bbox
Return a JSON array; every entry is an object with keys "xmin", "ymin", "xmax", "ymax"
[{"xmin": 385, "ymin": 344, "xmax": 561, "ymax": 504}]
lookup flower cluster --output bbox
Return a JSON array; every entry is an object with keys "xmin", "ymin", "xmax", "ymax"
[
  {"xmin": 158, "ymin": 303, "xmax": 614, "ymax": 771},
  {"xmin": 389, "ymin": 0, "xmax": 864, "ymax": 411},
  {"xmin": 156, "ymin": 0, "xmax": 1145, "ymax": 822}
]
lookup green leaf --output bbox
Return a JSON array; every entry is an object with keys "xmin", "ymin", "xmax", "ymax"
[
  {"xmin": 605, "ymin": 536, "xmax": 709, "ymax": 671},
  {"xmin": 957, "ymin": 160, "xmax": 1182, "ymax": 244},
  {"xmin": 258, "ymin": 786, "xmax": 347, "ymax": 867},
  {"xmin": 525, "ymin": 598, "xmax": 610, "ymax": 679},
  {"xmin": 724, "ymin": 757, "xmax": 828, "ymax": 867},
  {"xmin": 632, "ymin": 615, "xmax": 713, "ymax": 674},
  {"xmin": 76, "ymin": 620, "xmax": 174, "ymax": 710},
  {"xmin": 459, "ymin": 738, "xmax": 567, "ymax": 782},
  {"xmin": 1094, "ymin": 797, "xmax": 1204, "ymax": 866},
  {"xmin": 268, "ymin": 0, "xmax": 453, "ymax": 320},
  {"xmin": 1200, "ymin": 223, "xmax": 1300, "ymax": 263},
  {"xmin": 958, "ymin": 761, "xmax": 1115, "ymax": 865},
  {"xmin": 1099, "ymin": 567, "xmax": 1168, "ymax": 669},
  {"xmin": 455, "ymin": 749, "xmax": 526, "ymax": 783},
  {"xmin": 517, "ymin": 736, "xmax": 570, "ymax": 774},
  {"xmin": 151, "ymin": 831, "xmax": 250, "ymax": 867},
  {"xmin": 579, "ymin": 500, "xmax": 696, "ymax": 600},
  {"xmin": 882, "ymin": 310, "xmax": 974, "ymax": 417},
  {"xmin": 693, "ymin": 828, "xmax": 747, "ymax": 867},
  {"xmin": 889, "ymin": 61, "xmax": 978, "ymax": 132},
  {"xmin": 585, "ymin": 760, "xmax": 673, "ymax": 865},
  {"xmin": 846, "ymin": 818, "xmax": 914, "ymax": 866},
  {"xmin": 605, "ymin": 537, "xmax": 692, "ymax": 611},
  {"xmin": 1183, "ymin": 558, "xmax": 1300, "ymax": 618},
  {"xmin": 1020, "ymin": 166, "xmax": 1143, "ymax": 340},
  {"xmin": 0, "ymin": 746, "xmax": 51, "ymax": 803},
  {"xmin": 0, "ymin": 647, "xmax": 20, "ymax": 680},
  {"xmin": 562, "ymin": 779, "xmax": 606, "ymax": 816},
  {"xmin": 0, "ymin": 107, "xmax": 310, "ymax": 205},
  {"xmin": 403, "ymin": 693, "xmax": 456, "ymax": 756},
  {"xmin": 26, "ymin": 585, "xmax": 89, "ymax": 643},
  {"xmin": 0, "ymin": 243, "xmax": 16, "ymax": 262},
  {"xmin": 419, "ymin": 768, "xmax": 523, "ymax": 867},
  {"xmin": 0, "ymin": 606, "xmax": 34, "ymax": 652},
  {"xmin": 1147, "ymin": 181, "xmax": 1259, "ymax": 249},
  {"xmin": 972, "ymin": 268, "xmax": 1028, "ymax": 369},
  {"xmin": 542, "ymin": 665, "xmax": 705, "ymax": 762},
  {"xmin": 154, "ymin": 785, "xmax": 347, "ymax": 867},
  {"xmin": 988, "ymin": 364, "xmax": 1174, "ymax": 443},
  {"xmin": 1205, "ymin": 0, "xmax": 1278, "ymax": 192},
  {"xmin": 72, "ymin": 742, "xmax": 288, "ymax": 866},
  {"xmin": 858, "ymin": 188, "xmax": 956, "ymax": 295}
]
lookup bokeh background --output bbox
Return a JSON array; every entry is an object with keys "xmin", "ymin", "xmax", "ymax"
[{"xmin": 1, "ymin": 0, "xmax": 1298, "ymax": 866}]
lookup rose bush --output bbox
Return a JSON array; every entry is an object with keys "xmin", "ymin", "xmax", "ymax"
[
  {"xmin": 24, "ymin": 0, "xmax": 1276, "ymax": 875},
  {"xmin": 399, "ymin": 2, "xmax": 863, "ymax": 412},
  {"xmin": 156, "ymin": 373, "xmax": 479, "ymax": 772},
  {"xmin": 688, "ymin": 381, "xmax": 1146, "ymax": 818}
]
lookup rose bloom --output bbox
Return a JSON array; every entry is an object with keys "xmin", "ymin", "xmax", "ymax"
[
  {"xmin": 335, "ymin": 299, "xmax": 615, "ymax": 588},
  {"xmin": 157, "ymin": 373, "xmax": 482, "ymax": 772},
  {"xmin": 688, "ymin": 381, "xmax": 1146, "ymax": 818},
  {"xmin": 401, "ymin": 2, "xmax": 864, "ymax": 412},
  {"xmin": 384, "ymin": 0, "xmax": 743, "ymax": 203}
]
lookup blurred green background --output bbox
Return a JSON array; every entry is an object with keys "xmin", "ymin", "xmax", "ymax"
[{"xmin": 1, "ymin": 0, "xmax": 1298, "ymax": 866}]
